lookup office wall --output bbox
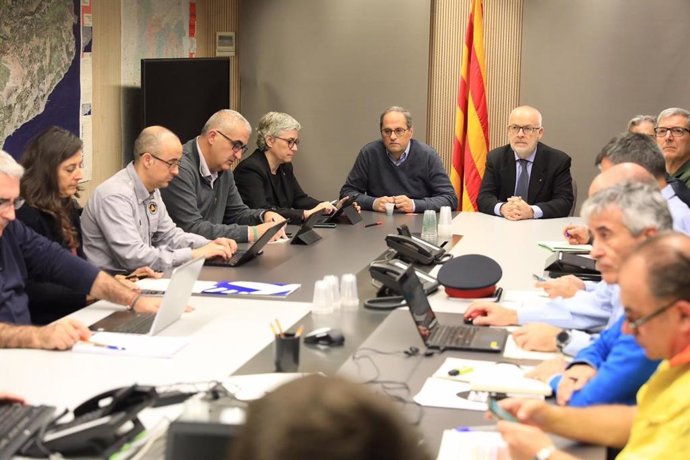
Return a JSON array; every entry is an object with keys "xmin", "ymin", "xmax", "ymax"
[
  {"xmin": 427, "ymin": 0, "xmax": 523, "ymax": 171},
  {"xmin": 239, "ymin": 0, "xmax": 431, "ymax": 199},
  {"xmin": 522, "ymin": 0, "xmax": 690, "ymax": 211}
]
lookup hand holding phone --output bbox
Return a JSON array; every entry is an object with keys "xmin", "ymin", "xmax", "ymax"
[{"xmin": 488, "ymin": 397, "xmax": 519, "ymax": 423}]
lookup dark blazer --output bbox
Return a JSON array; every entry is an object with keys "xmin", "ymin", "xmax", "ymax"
[
  {"xmin": 477, "ymin": 142, "xmax": 574, "ymax": 218},
  {"xmin": 16, "ymin": 204, "xmax": 87, "ymax": 325},
  {"xmin": 234, "ymin": 149, "xmax": 321, "ymax": 224}
]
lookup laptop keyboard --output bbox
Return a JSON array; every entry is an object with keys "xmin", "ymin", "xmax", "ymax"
[
  {"xmin": 0, "ymin": 403, "xmax": 56, "ymax": 457},
  {"xmin": 429, "ymin": 325, "xmax": 477, "ymax": 348},
  {"xmin": 109, "ymin": 313, "xmax": 155, "ymax": 333},
  {"xmin": 206, "ymin": 250, "xmax": 246, "ymax": 267}
]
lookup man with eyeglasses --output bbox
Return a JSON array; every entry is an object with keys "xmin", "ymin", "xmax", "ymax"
[
  {"xmin": 467, "ymin": 181, "xmax": 667, "ymax": 408},
  {"xmin": 339, "ymin": 106, "xmax": 457, "ymax": 213},
  {"xmin": 495, "ymin": 232, "xmax": 690, "ymax": 460},
  {"xmin": 655, "ymin": 107, "xmax": 690, "ymax": 188},
  {"xmin": 477, "ymin": 106, "xmax": 574, "ymax": 220},
  {"xmin": 82, "ymin": 126, "xmax": 238, "ymax": 272},
  {"xmin": 161, "ymin": 109, "xmax": 287, "ymax": 243},
  {"xmin": 0, "ymin": 150, "xmax": 165, "ymax": 350}
]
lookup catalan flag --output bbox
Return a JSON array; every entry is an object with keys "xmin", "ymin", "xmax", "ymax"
[{"xmin": 451, "ymin": 0, "xmax": 489, "ymax": 211}]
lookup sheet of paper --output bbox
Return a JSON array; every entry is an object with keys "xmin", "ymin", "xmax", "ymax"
[
  {"xmin": 136, "ymin": 278, "xmax": 217, "ymax": 294},
  {"xmin": 436, "ymin": 429, "xmax": 507, "ymax": 460},
  {"xmin": 414, "ymin": 373, "xmax": 488, "ymax": 411},
  {"xmin": 538, "ymin": 240, "xmax": 592, "ymax": 253},
  {"xmin": 73, "ymin": 332, "xmax": 190, "ymax": 358},
  {"xmin": 429, "ymin": 289, "xmax": 548, "ymax": 314},
  {"xmin": 202, "ymin": 281, "xmax": 301, "ymax": 298},
  {"xmin": 430, "ymin": 357, "xmax": 551, "ymax": 397},
  {"xmin": 223, "ymin": 373, "xmax": 315, "ymax": 401}
]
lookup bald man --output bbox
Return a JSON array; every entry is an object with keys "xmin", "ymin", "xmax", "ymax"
[
  {"xmin": 82, "ymin": 126, "xmax": 237, "ymax": 272},
  {"xmin": 477, "ymin": 106, "xmax": 574, "ymax": 220}
]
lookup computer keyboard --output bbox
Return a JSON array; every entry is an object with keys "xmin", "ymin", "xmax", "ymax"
[
  {"xmin": 429, "ymin": 325, "xmax": 477, "ymax": 348},
  {"xmin": 205, "ymin": 250, "xmax": 245, "ymax": 267},
  {"xmin": 110, "ymin": 313, "xmax": 155, "ymax": 334},
  {"xmin": 0, "ymin": 402, "xmax": 56, "ymax": 458}
]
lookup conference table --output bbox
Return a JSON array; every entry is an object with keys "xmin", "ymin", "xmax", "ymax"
[{"xmin": 0, "ymin": 210, "xmax": 605, "ymax": 459}]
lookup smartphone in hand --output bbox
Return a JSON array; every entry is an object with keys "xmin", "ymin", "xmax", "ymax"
[{"xmin": 488, "ymin": 397, "xmax": 519, "ymax": 423}]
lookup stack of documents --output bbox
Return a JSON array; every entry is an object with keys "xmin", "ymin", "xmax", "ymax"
[{"xmin": 136, "ymin": 278, "xmax": 300, "ymax": 298}]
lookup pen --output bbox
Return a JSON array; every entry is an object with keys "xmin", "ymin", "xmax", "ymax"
[
  {"xmin": 275, "ymin": 318, "xmax": 284, "ymax": 336},
  {"xmin": 295, "ymin": 325, "xmax": 304, "ymax": 337},
  {"xmin": 532, "ymin": 273, "xmax": 546, "ymax": 282},
  {"xmin": 364, "ymin": 221, "xmax": 383, "ymax": 228},
  {"xmin": 270, "ymin": 323, "xmax": 279, "ymax": 336},
  {"xmin": 82, "ymin": 340, "xmax": 126, "ymax": 351}
]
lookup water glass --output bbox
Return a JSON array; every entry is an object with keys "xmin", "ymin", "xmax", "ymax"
[
  {"xmin": 384, "ymin": 202, "xmax": 395, "ymax": 216},
  {"xmin": 323, "ymin": 275, "xmax": 341, "ymax": 310},
  {"xmin": 438, "ymin": 206, "xmax": 452, "ymax": 241}
]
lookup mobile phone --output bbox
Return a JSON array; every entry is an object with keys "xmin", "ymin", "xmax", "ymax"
[
  {"xmin": 532, "ymin": 273, "xmax": 546, "ymax": 282},
  {"xmin": 314, "ymin": 223, "xmax": 337, "ymax": 229},
  {"xmin": 487, "ymin": 397, "xmax": 519, "ymax": 423}
]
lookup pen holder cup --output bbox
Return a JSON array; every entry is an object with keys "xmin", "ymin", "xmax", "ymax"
[{"xmin": 274, "ymin": 333, "xmax": 300, "ymax": 372}]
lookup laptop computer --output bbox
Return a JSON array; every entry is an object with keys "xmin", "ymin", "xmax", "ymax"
[
  {"xmin": 397, "ymin": 265, "xmax": 507, "ymax": 353},
  {"xmin": 205, "ymin": 220, "xmax": 287, "ymax": 267},
  {"xmin": 89, "ymin": 257, "xmax": 204, "ymax": 335}
]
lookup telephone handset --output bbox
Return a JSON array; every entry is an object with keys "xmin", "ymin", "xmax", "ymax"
[
  {"xmin": 21, "ymin": 385, "xmax": 157, "ymax": 458},
  {"xmin": 369, "ymin": 260, "xmax": 439, "ymax": 295},
  {"xmin": 385, "ymin": 234, "xmax": 449, "ymax": 265}
]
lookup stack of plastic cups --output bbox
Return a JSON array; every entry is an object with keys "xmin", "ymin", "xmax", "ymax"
[
  {"xmin": 340, "ymin": 273, "xmax": 359, "ymax": 310},
  {"xmin": 312, "ymin": 280, "xmax": 334, "ymax": 315},
  {"xmin": 421, "ymin": 209, "xmax": 438, "ymax": 245},
  {"xmin": 437, "ymin": 206, "xmax": 452, "ymax": 243},
  {"xmin": 323, "ymin": 275, "xmax": 341, "ymax": 311}
]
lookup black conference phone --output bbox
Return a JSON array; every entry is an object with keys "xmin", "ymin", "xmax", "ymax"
[
  {"xmin": 21, "ymin": 385, "xmax": 157, "ymax": 458},
  {"xmin": 385, "ymin": 233, "xmax": 448, "ymax": 265},
  {"xmin": 369, "ymin": 259, "xmax": 440, "ymax": 295}
]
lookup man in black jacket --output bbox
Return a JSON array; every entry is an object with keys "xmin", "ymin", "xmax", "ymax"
[{"xmin": 477, "ymin": 106, "xmax": 574, "ymax": 220}]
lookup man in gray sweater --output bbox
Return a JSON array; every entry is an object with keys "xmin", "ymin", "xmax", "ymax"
[{"xmin": 340, "ymin": 106, "xmax": 458, "ymax": 213}]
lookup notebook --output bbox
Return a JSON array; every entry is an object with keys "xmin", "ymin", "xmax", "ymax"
[
  {"xmin": 205, "ymin": 220, "xmax": 287, "ymax": 267},
  {"xmin": 397, "ymin": 266, "xmax": 507, "ymax": 353},
  {"xmin": 89, "ymin": 257, "xmax": 204, "ymax": 335}
]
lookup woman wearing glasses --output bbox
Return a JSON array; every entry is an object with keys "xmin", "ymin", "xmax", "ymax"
[
  {"xmin": 234, "ymin": 112, "xmax": 336, "ymax": 224},
  {"xmin": 17, "ymin": 127, "xmax": 157, "ymax": 324}
]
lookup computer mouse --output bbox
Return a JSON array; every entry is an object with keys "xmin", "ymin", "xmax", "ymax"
[
  {"xmin": 464, "ymin": 316, "xmax": 475, "ymax": 325},
  {"xmin": 303, "ymin": 327, "xmax": 345, "ymax": 346}
]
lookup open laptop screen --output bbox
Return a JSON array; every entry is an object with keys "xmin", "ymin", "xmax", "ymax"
[{"xmin": 398, "ymin": 266, "xmax": 439, "ymax": 343}]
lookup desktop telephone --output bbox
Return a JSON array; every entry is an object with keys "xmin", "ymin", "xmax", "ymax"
[
  {"xmin": 21, "ymin": 384, "xmax": 157, "ymax": 458},
  {"xmin": 369, "ymin": 260, "xmax": 439, "ymax": 295},
  {"xmin": 385, "ymin": 234, "xmax": 449, "ymax": 265}
]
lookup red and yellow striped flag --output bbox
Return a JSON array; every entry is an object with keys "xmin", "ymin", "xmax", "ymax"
[{"xmin": 451, "ymin": 0, "xmax": 489, "ymax": 211}]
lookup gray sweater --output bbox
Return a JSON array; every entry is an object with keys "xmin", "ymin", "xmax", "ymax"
[{"xmin": 160, "ymin": 139, "xmax": 264, "ymax": 242}]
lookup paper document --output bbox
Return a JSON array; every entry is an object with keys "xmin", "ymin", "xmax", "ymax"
[
  {"xmin": 136, "ymin": 278, "xmax": 300, "ymax": 298},
  {"xmin": 223, "ymin": 373, "xmax": 315, "ymax": 401},
  {"xmin": 201, "ymin": 281, "xmax": 301, "ymax": 298},
  {"xmin": 538, "ymin": 240, "xmax": 592, "ymax": 253},
  {"xmin": 437, "ymin": 429, "xmax": 507, "ymax": 460},
  {"xmin": 72, "ymin": 332, "xmax": 190, "ymax": 358},
  {"xmin": 430, "ymin": 357, "xmax": 551, "ymax": 397},
  {"xmin": 136, "ymin": 278, "xmax": 217, "ymax": 294}
]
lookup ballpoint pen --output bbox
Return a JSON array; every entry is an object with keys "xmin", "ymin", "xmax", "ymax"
[{"xmin": 82, "ymin": 340, "xmax": 126, "ymax": 351}]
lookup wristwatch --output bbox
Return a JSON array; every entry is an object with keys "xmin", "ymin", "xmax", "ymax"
[
  {"xmin": 534, "ymin": 445, "xmax": 557, "ymax": 460},
  {"xmin": 556, "ymin": 329, "xmax": 572, "ymax": 351}
]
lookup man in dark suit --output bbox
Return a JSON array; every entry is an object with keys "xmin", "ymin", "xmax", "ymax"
[{"xmin": 477, "ymin": 106, "xmax": 574, "ymax": 220}]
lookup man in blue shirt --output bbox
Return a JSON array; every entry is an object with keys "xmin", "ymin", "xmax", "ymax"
[
  {"xmin": 0, "ymin": 150, "xmax": 161, "ymax": 350},
  {"xmin": 340, "ymin": 106, "xmax": 457, "ymax": 213}
]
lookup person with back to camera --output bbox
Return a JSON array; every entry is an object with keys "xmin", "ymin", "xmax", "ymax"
[
  {"xmin": 228, "ymin": 374, "xmax": 432, "ymax": 460},
  {"xmin": 234, "ymin": 112, "xmax": 341, "ymax": 224},
  {"xmin": 18, "ymin": 126, "xmax": 160, "ymax": 325}
]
